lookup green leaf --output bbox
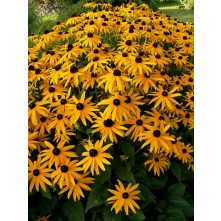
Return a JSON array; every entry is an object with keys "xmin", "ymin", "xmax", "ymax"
[
  {"xmin": 147, "ymin": 174, "xmax": 168, "ymax": 190},
  {"xmin": 86, "ymin": 128, "xmax": 93, "ymax": 134},
  {"xmin": 94, "ymin": 169, "xmax": 111, "ymax": 185},
  {"xmin": 171, "ymin": 162, "xmax": 182, "ymax": 183},
  {"xmin": 63, "ymin": 200, "xmax": 84, "ymax": 221},
  {"xmin": 168, "ymin": 197, "xmax": 190, "ymax": 207},
  {"xmin": 102, "ymin": 207, "xmax": 122, "ymax": 221},
  {"xmin": 115, "ymin": 166, "xmax": 136, "ymax": 184},
  {"xmin": 121, "ymin": 142, "xmax": 135, "ymax": 166},
  {"xmin": 138, "ymin": 184, "xmax": 156, "ymax": 204},
  {"xmin": 129, "ymin": 210, "xmax": 145, "ymax": 221},
  {"xmin": 40, "ymin": 186, "xmax": 52, "ymax": 199},
  {"xmin": 157, "ymin": 214, "xmax": 167, "ymax": 221},
  {"xmin": 85, "ymin": 185, "xmax": 105, "ymax": 213},
  {"xmin": 167, "ymin": 183, "xmax": 186, "ymax": 198},
  {"xmin": 39, "ymin": 193, "xmax": 57, "ymax": 214}
]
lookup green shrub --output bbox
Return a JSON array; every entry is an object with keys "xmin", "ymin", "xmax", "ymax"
[{"xmin": 180, "ymin": 0, "xmax": 194, "ymax": 9}]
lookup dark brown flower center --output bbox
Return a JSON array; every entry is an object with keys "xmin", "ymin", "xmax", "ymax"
[
  {"xmin": 94, "ymin": 49, "xmax": 99, "ymax": 53},
  {"xmin": 154, "ymin": 158, "xmax": 159, "ymax": 162},
  {"xmin": 113, "ymin": 99, "xmax": 120, "ymax": 106},
  {"xmin": 29, "ymin": 103, "xmax": 36, "ymax": 109},
  {"xmin": 162, "ymin": 91, "xmax": 168, "ymax": 96},
  {"xmin": 61, "ymin": 165, "xmax": 68, "ymax": 172},
  {"xmin": 122, "ymin": 52, "xmax": 128, "ymax": 57},
  {"xmin": 191, "ymin": 96, "xmax": 194, "ymax": 102},
  {"xmin": 91, "ymin": 72, "xmax": 97, "ymax": 77},
  {"xmin": 155, "ymin": 54, "xmax": 161, "ymax": 59},
  {"xmin": 135, "ymin": 56, "xmax": 142, "ymax": 63},
  {"xmin": 113, "ymin": 69, "xmax": 121, "ymax": 76},
  {"xmin": 126, "ymin": 40, "xmax": 132, "ymax": 46},
  {"xmin": 70, "ymin": 66, "xmax": 78, "ymax": 73},
  {"xmin": 33, "ymin": 169, "xmax": 40, "ymax": 176},
  {"xmin": 50, "ymin": 50, "xmax": 55, "ymax": 55},
  {"xmin": 57, "ymin": 114, "xmax": 63, "ymax": 120},
  {"xmin": 53, "ymin": 148, "xmax": 60, "ymax": 155},
  {"xmin": 144, "ymin": 73, "xmax": 150, "ymax": 78},
  {"xmin": 122, "ymin": 192, "xmax": 129, "ymax": 199},
  {"xmin": 87, "ymin": 32, "xmax": 93, "ymax": 38},
  {"xmin": 40, "ymin": 116, "xmax": 46, "ymax": 122},
  {"xmin": 153, "ymin": 42, "xmax": 158, "ymax": 48},
  {"xmin": 124, "ymin": 96, "xmax": 131, "ymax": 103},
  {"xmin": 49, "ymin": 87, "xmax": 55, "ymax": 93},
  {"xmin": 35, "ymin": 68, "xmax": 41, "ymax": 74},
  {"xmin": 29, "ymin": 65, "xmax": 35, "ymax": 71},
  {"xmin": 178, "ymin": 56, "xmax": 183, "ymax": 60},
  {"xmin": 89, "ymin": 20, "xmax": 94, "ymax": 25},
  {"xmin": 60, "ymin": 99, "xmax": 67, "ymax": 105},
  {"xmin": 176, "ymin": 104, "xmax": 182, "ymax": 109},
  {"xmin": 136, "ymin": 119, "xmax": 143, "ymax": 126},
  {"xmin": 55, "ymin": 64, "xmax": 62, "ymax": 71},
  {"xmin": 103, "ymin": 119, "xmax": 114, "ymax": 127},
  {"xmin": 188, "ymin": 78, "xmax": 193, "ymax": 82},
  {"xmin": 175, "ymin": 80, "xmax": 180, "ymax": 85},
  {"xmin": 159, "ymin": 116, "xmax": 165, "ymax": 120},
  {"xmin": 171, "ymin": 138, "xmax": 177, "ymax": 144},
  {"xmin": 89, "ymin": 149, "xmax": 98, "ymax": 157},
  {"xmin": 182, "ymin": 148, "xmax": 187, "ymax": 153},
  {"xmin": 183, "ymin": 36, "xmax": 188, "ymax": 40},
  {"xmin": 76, "ymin": 103, "xmax": 84, "ymax": 110},
  {"xmin": 93, "ymin": 56, "xmax": 99, "ymax": 62},
  {"xmin": 186, "ymin": 113, "xmax": 190, "ymax": 118},
  {"xmin": 153, "ymin": 130, "xmax": 161, "ymax": 137}
]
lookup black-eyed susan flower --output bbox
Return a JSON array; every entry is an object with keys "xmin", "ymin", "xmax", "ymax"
[
  {"xmin": 41, "ymin": 82, "xmax": 67, "ymax": 102},
  {"xmin": 176, "ymin": 143, "xmax": 194, "ymax": 163},
  {"xmin": 98, "ymin": 66, "xmax": 131, "ymax": 93},
  {"xmin": 47, "ymin": 110, "xmax": 73, "ymax": 135},
  {"xmin": 185, "ymin": 90, "xmax": 194, "ymax": 110},
  {"xmin": 77, "ymin": 140, "xmax": 113, "ymax": 175},
  {"xmin": 28, "ymin": 100, "xmax": 49, "ymax": 127},
  {"xmin": 122, "ymin": 88, "xmax": 144, "ymax": 115},
  {"xmin": 28, "ymin": 157, "xmax": 52, "ymax": 192},
  {"xmin": 144, "ymin": 152, "xmax": 170, "ymax": 176},
  {"xmin": 132, "ymin": 72, "xmax": 163, "ymax": 94},
  {"xmin": 62, "ymin": 64, "xmax": 84, "ymax": 88},
  {"xmin": 149, "ymin": 86, "xmax": 181, "ymax": 111},
  {"xmin": 107, "ymin": 180, "xmax": 140, "ymax": 215},
  {"xmin": 67, "ymin": 91, "xmax": 99, "ymax": 126},
  {"xmin": 125, "ymin": 113, "xmax": 150, "ymax": 142},
  {"xmin": 97, "ymin": 92, "xmax": 131, "ymax": 122},
  {"xmin": 40, "ymin": 141, "xmax": 77, "ymax": 169},
  {"xmin": 59, "ymin": 172, "xmax": 94, "ymax": 201},
  {"xmin": 79, "ymin": 32, "xmax": 101, "ymax": 48},
  {"xmin": 28, "ymin": 131, "xmax": 39, "ymax": 155},
  {"xmin": 113, "ymin": 51, "xmax": 133, "ymax": 67},
  {"xmin": 165, "ymin": 136, "xmax": 183, "ymax": 157},
  {"xmin": 51, "ymin": 158, "xmax": 82, "ymax": 188},
  {"xmin": 140, "ymin": 123, "xmax": 174, "ymax": 153},
  {"xmin": 118, "ymin": 39, "xmax": 138, "ymax": 53},
  {"xmin": 124, "ymin": 55, "xmax": 155, "ymax": 76},
  {"xmin": 92, "ymin": 112, "xmax": 127, "ymax": 143},
  {"xmin": 34, "ymin": 115, "xmax": 51, "ymax": 137}
]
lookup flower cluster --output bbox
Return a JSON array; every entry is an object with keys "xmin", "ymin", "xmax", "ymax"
[{"xmin": 28, "ymin": 1, "xmax": 194, "ymax": 217}]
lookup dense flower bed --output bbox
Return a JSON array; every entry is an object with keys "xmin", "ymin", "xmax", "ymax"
[{"xmin": 28, "ymin": 2, "xmax": 194, "ymax": 220}]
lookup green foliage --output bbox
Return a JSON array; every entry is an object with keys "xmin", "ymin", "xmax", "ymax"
[
  {"xmin": 180, "ymin": 0, "xmax": 194, "ymax": 9},
  {"xmin": 63, "ymin": 200, "xmax": 85, "ymax": 221}
]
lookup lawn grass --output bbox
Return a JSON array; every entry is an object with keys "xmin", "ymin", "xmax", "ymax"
[{"xmin": 158, "ymin": 2, "xmax": 194, "ymax": 23}]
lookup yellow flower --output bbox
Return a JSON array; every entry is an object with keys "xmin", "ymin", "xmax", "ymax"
[
  {"xmin": 40, "ymin": 141, "xmax": 77, "ymax": 169},
  {"xmin": 77, "ymin": 140, "xmax": 113, "ymax": 175},
  {"xmin": 28, "ymin": 157, "xmax": 52, "ymax": 192},
  {"xmin": 144, "ymin": 152, "xmax": 170, "ymax": 176},
  {"xmin": 107, "ymin": 180, "xmax": 140, "ymax": 215},
  {"xmin": 66, "ymin": 91, "xmax": 99, "ymax": 126},
  {"xmin": 92, "ymin": 112, "xmax": 127, "ymax": 143},
  {"xmin": 149, "ymin": 86, "xmax": 182, "ymax": 111},
  {"xmin": 51, "ymin": 158, "xmax": 82, "ymax": 188},
  {"xmin": 140, "ymin": 123, "xmax": 174, "ymax": 153},
  {"xmin": 59, "ymin": 172, "xmax": 94, "ymax": 201}
]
